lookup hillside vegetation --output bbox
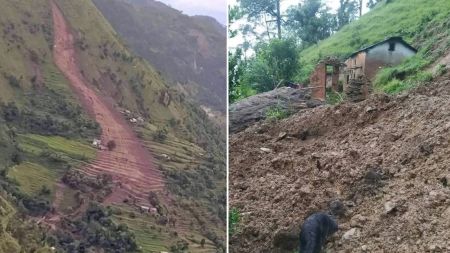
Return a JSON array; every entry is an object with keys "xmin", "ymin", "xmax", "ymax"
[
  {"xmin": 0, "ymin": 0, "xmax": 225, "ymax": 251},
  {"xmin": 299, "ymin": 0, "xmax": 450, "ymax": 91},
  {"xmin": 93, "ymin": 0, "xmax": 227, "ymax": 114}
]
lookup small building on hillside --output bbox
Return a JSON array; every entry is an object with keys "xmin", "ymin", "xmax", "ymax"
[
  {"xmin": 344, "ymin": 36, "xmax": 417, "ymax": 84},
  {"xmin": 309, "ymin": 37, "xmax": 417, "ymax": 101}
]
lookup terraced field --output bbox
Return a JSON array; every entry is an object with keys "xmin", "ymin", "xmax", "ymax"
[
  {"xmin": 7, "ymin": 162, "xmax": 59, "ymax": 197},
  {"xmin": 112, "ymin": 204, "xmax": 217, "ymax": 253},
  {"xmin": 19, "ymin": 134, "xmax": 96, "ymax": 160},
  {"xmin": 18, "ymin": 134, "xmax": 97, "ymax": 166}
]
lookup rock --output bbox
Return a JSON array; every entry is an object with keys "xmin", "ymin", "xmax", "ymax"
[
  {"xmin": 277, "ymin": 132, "xmax": 287, "ymax": 140},
  {"xmin": 300, "ymin": 185, "xmax": 312, "ymax": 194},
  {"xmin": 260, "ymin": 147, "xmax": 272, "ymax": 153},
  {"xmin": 344, "ymin": 201, "xmax": 356, "ymax": 207},
  {"xmin": 361, "ymin": 245, "xmax": 368, "ymax": 251},
  {"xmin": 229, "ymin": 87, "xmax": 323, "ymax": 134},
  {"xmin": 384, "ymin": 201, "xmax": 397, "ymax": 214},
  {"xmin": 365, "ymin": 106, "xmax": 376, "ymax": 113},
  {"xmin": 342, "ymin": 228, "xmax": 360, "ymax": 240},
  {"xmin": 350, "ymin": 214, "xmax": 366, "ymax": 227}
]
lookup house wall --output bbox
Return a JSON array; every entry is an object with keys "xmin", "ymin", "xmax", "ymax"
[
  {"xmin": 309, "ymin": 63, "xmax": 326, "ymax": 101},
  {"xmin": 364, "ymin": 42, "xmax": 416, "ymax": 80},
  {"xmin": 344, "ymin": 52, "xmax": 366, "ymax": 93}
]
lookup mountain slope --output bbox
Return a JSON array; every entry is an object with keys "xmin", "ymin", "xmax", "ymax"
[
  {"xmin": 92, "ymin": 0, "xmax": 227, "ymax": 114},
  {"xmin": 0, "ymin": 0, "xmax": 225, "ymax": 251}
]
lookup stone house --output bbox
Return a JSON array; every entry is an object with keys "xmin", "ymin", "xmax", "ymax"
[
  {"xmin": 309, "ymin": 37, "xmax": 417, "ymax": 101},
  {"xmin": 344, "ymin": 36, "xmax": 417, "ymax": 86}
]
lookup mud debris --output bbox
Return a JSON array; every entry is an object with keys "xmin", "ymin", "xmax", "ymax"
[{"xmin": 230, "ymin": 79, "xmax": 450, "ymax": 252}]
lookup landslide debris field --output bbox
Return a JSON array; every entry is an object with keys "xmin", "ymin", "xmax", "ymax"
[
  {"xmin": 51, "ymin": 1, "xmax": 163, "ymax": 203},
  {"xmin": 230, "ymin": 78, "xmax": 450, "ymax": 253}
]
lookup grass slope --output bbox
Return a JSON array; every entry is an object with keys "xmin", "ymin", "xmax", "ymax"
[
  {"xmin": 19, "ymin": 134, "xmax": 96, "ymax": 161},
  {"xmin": 7, "ymin": 162, "xmax": 58, "ymax": 196},
  {"xmin": 299, "ymin": 0, "xmax": 450, "ymax": 87}
]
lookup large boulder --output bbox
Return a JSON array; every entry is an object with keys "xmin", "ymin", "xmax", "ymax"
[{"xmin": 229, "ymin": 87, "xmax": 323, "ymax": 134}]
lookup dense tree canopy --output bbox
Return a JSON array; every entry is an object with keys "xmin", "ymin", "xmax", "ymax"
[
  {"xmin": 243, "ymin": 39, "xmax": 300, "ymax": 92},
  {"xmin": 286, "ymin": 0, "xmax": 336, "ymax": 46}
]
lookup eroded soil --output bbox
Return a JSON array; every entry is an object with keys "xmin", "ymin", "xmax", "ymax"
[
  {"xmin": 230, "ymin": 79, "xmax": 450, "ymax": 253},
  {"xmin": 51, "ymin": 1, "xmax": 163, "ymax": 205}
]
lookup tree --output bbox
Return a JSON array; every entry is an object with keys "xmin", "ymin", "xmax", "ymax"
[
  {"xmin": 229, "ymin": 48, "xmax": 246, "ymax": 103},
  {"xmin": 337, "ymin": 0, "xmax": 359, "ymax": 29},
  {"xmin": 228, "ymin": 5, "xmax": 243, "ymax": 39},
  {"xmin": 286, "ymin": 0, "xmax": 336, "ymax": 45},
  {"xmin": 243, "ymin": 39, "xmax": 300, "ymax": 92},
  {"xmin": 239, "ymin": 0, "xmax": 282, "ymax": 39}
]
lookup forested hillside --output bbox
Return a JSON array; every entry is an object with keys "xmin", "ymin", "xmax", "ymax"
[{"xmin": 93, "ymin": 0, "xmax": 227, "ymax": 115}]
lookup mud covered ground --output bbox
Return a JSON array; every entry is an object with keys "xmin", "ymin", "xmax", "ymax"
[{"xmin": 230, "ymin": 79, "xmax": 450, "ymax": 253}]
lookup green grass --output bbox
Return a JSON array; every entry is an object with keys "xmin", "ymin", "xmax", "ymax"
[
  {"xmin": 7, "ymin": 162, "xmax": 58, "ymax": 197},
  {"xmin": 298, "ymin": 0, "xmax": 450, "ymax": 85},
  {"xmin": 326, "ymin": 90, "xmax": 345, "ymax": 105},
  {"xmin": 0, "ymin": 0, "xmax": 53, "ymax": 103},
  {"xmin": 266, "ymin": 105, "xmax": 290, "ymax": 121},
  {"xmin": 18, "ymin": 134, "xmax": 96, "ymax": 162},
  {"xmin": 229, "ymin": 208, "xmax": 240, "ymax": 236},
  {"xmin": 59, "ymin": 187, "xmax": 79, "ymax": 214}
]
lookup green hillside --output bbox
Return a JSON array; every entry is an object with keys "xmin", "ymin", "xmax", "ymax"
[
  {"xmin": 299, "ymin": 0, "xmax": 450, "ymax": 91},
  {"xmin": 93, "ymin": 0, "xmax": 227, "ymax": 114},
  {"xmin": 0, "ymin": 0, "xmax": 225, "ymax": 251}
]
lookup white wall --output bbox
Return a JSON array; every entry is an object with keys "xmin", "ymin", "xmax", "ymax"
[{"xmin": 366, "ymin": 41, "xmax": 416, "ymax": 66}]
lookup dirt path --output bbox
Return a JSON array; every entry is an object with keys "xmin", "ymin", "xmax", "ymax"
[{"xmin": 51, "ymin": 1, "xmax": 163, "ymax": 205}]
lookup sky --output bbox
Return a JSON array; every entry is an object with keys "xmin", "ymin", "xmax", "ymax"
[{"xmin": 158, "ymin": 0, "xmax": 227, "ymax": 25}]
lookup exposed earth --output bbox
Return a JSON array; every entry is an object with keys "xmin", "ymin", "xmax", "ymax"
[
  {"xmin": 52, "ymin": 0, "xmax": 163, "ymax": 206},
  {"xmin": 230, "ymin": 77, "xmax": 450, "ymax": 252}
]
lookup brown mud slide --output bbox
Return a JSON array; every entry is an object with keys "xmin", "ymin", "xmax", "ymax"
[
  {"xmin": 230, "ymin": 77, "xmax": 450, "ymax": 252},
  {"xmin": 51, "ymin": 1, "xmax": 163, "ymax": 205}
]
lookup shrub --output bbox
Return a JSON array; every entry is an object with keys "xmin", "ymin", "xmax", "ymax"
[
  {"xmin": 153, "ymin": 127, "xmax": 168, "ymax": 143},
  {"xmin": 106, "ymin": 140, "xmax": 116, "ymax": 151},
  {"xmin": 326, "ymin": 90, "xmax": 345, "ymax": 105},
  {"xmin": 229, "ymin": 208, "xmax": 240, "ymax": 236},
  {"xmin": 435, "ymin": 64, "xmax": 447, "ymax": 77},
  {"xmin": 6, "ymin": 75, "xmax": 21, "ymax": 88},
  {"xmin": 266, "ymin": 105, "xmax": 289, "ymax": 121}
]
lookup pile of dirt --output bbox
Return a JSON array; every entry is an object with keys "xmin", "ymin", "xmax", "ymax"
[
  {"xmin": 229, "ymin": 87, "xmax": 323, "ymax": 134},
  {"xmin": 230, "ymin": 78, "xmax": 450, "ymax": 253}
]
